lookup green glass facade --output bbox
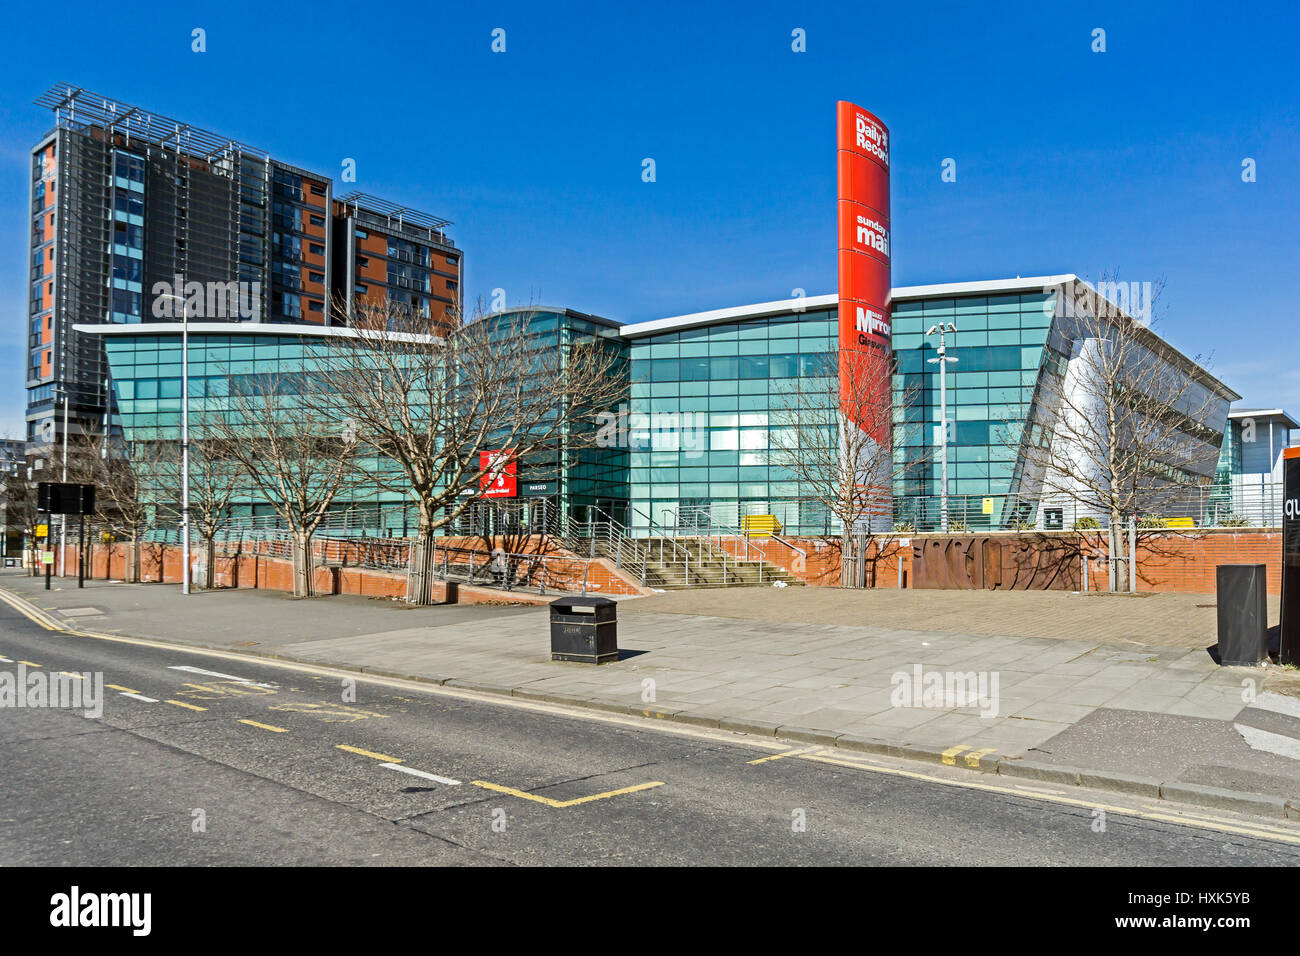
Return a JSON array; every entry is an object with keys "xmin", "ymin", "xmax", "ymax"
[
  {"xmin": 890, "ymin": 290, "xmax": 1054, "ymax": 529},
  {"xmin": 89, "ymin": 279, "xmax": 1235, "ymax": 539},
  {"xmin": 100, "ymin": 308, "xmax": 629, "ymax": 534},
  {"xmin": 627, "ymin": 308, "xmax": 838, "ymax": 535}
]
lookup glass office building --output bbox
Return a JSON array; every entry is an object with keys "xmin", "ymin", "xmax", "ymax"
[
  {"xmin": 82, "ymin": 275, "xmax": 1237, "ymax": 537},
  {"xmin": 890, "ymin": 286, "xmax": 1056, "ymax": 529},
  {"xmin": 620, "ymin": 275, "xmax": 1238, "ymax": 534},
  {"xmin": 622, "ymin": 303, "xmax": 838, "ymax": 536},
  {"xmin": 86, "ymin": 308, "xmax": 627, "ymax": 534}
]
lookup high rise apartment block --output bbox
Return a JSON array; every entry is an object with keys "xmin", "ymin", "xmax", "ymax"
[{"xmin": 25, "ymin": 85, "xmax": 462, "ymax": 449}]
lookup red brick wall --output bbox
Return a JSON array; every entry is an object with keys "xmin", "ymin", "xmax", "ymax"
[
  {"xmin": 1108, "ymin": 530, "xmax": 1279, "ymax": 595},
  {"xmin": 713, "ymin": 531, "xmax": 1280, "ymax": 595},
  {"xmin": 50, "ymin": 536, "xmax": 643, "ymax": 599},
  {"xmin": 713, "ymin": 536, "xmax": 908, "ymax": 588}
]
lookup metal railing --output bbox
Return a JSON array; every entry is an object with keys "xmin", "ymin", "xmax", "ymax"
[
  {"xmin": 633, "ymin": 505, "xmax": 698, "ymax": 585},
  {"xmin": 425, "ymin": 542, "xmax": 590, "ymax": 596},
  {"xmin": 892, "ymin": 480, "xmax": 1286, "ymax": 533},
  {"xmin": 93, "ymin": 511, "xmax": 605, "ymax": 597},
  {"xmin": 665, "ymin": 507, "xmax": 796, "ymax": 586},
  {"xmin": 571, "ymin": 509, "xmax": 651, "ymax": 586}
]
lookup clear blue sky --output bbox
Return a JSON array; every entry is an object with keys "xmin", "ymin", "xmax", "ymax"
[{"xmin": 2, "ymin": 0, "xmax": 1297, "ymax": 435}]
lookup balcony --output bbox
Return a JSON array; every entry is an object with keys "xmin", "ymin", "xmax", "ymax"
[{"xmin": 387, "ymin": 273, "xmax": 431, "ymax": 293}]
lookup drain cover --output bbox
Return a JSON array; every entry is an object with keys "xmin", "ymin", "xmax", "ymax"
[{"xmin": 59, "ymin": 607, "xmax": 103, "ymax": 618}]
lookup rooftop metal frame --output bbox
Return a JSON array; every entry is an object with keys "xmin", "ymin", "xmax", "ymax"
[
  {"xmin": 36, "ymin": 84, "xmax": 271, "ymax": 164},
  {"xmin": 37, "ymin": 86, "xmax": 456, "ymax": 236},
  {"xmin": 338, "ymin": 191, "xmax": 452, "ymax": 230}
]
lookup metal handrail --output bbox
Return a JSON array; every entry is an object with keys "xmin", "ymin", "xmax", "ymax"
[
  {"xmin": 668, "ymin": 506, "xmax": 790, "ymax": 584},
  {"xmin": 570, "ymin": 517, "xmax": 649, "ymax": 568},
  {"xmin": 428, "ymin": 542, "xmax": 590, "ymax": 596},
  {"xmin": 587, "ymin": 507, "xmax": 653, "ymax": 586},
  {"xmin": 766, "ymin": 532, "xmax": 807, "ymax": 559},
  {"xmin": 624, "ymin": 504, "xmax": 695, "ymax": 584},
  {"xmin": 672, "ymin": 507, "xmax": 761, "ymax": 562}
]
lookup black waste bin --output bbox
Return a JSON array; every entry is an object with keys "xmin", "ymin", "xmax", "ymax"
[
  {"xmin": 1217, "ymin": 563, "xmax": 1268, "ymax": 666},
  {"xmin": 549, "ymin": 596, "xmax": 618, "ymax": 664}
]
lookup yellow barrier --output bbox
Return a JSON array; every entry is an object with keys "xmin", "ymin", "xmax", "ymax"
[{"xmin": 741, "ymin": 515, "xmax": 782, "ymax": 537}]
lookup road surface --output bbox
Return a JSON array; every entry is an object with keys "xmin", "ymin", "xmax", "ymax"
[{"xmin": 1, "ymin": 598, "xmax": 1298, "ymax": 866}]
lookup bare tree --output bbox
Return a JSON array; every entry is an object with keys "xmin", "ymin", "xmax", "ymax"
[
  {"xmin": 771, "ymin": 348, "xmax": 922, "ymax": 587},
  {"xmin": 309, "ymin": 297, "xmax": 627, "ymax": 603},
  {"xmin": 1006, "ymin": 276, "xmax": 1230, "ymax": 591},
  {"xmin": 66, "ymin": 433, "xmax": 156, "ymax": 583},
  {"xmin": 208, "ymin": 373, "xmax": 359, "ymax": 597},
  {"xmin": 0, "ymin": 450, "xmax": 40, "ymax": 573},
  {"xmin": 153, "ymin": 434, "xmax": 244, "ymax": 589}
]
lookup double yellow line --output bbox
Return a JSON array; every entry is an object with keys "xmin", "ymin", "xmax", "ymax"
[{"xmin": 471, "ymin": 779, "xmax": 665, "ymax": 808}]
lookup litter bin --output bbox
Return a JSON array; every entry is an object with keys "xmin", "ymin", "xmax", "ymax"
[
  {"xmin": 549, "ymin": 596, "xmax": 618, "ymax": 664},
  {"xmin": 1217, "ymin": 563, "xmax": 1268, "ymax": 666}
]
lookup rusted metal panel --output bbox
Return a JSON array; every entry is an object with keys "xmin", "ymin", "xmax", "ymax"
[
  {"xmin": 911, "ymin": 534, "xmax": 1084, "ymax": 590},
  {"xmin": 982, "ymin": 538, "xmax": 1002, "ymax": 589},
  {"xmin": 913, "ymin": 536, "xmax": 983, "ymax": 588}
]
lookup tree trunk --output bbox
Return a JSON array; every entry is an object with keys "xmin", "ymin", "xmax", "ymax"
[
  {"xmin": 1110, "ymin": 509, "xmax": 1127, "ymax": 593},
  {"xmin": 126, "ymin": 536, "xmax": 140, "ymax": 584},
  {"xmin": 407, "ymin": 524, "xmax": 437, "ymax": 605},
  {"xmin": 840, "ymin": 528, "xmax": 855, "ymax": 588},
  {"xmin": 204, "ymin": 537, "xmax": 216, "ymax": 589},
  {"xmin": 292, "ymin": 530, "xmax": 314, "ymax": 597}
]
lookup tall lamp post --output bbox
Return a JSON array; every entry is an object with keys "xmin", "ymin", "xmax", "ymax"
[
  {"xmin": 159, "ymin": 292, "xmax": 191, "ymax": 595},
  {"xmin": 47, "ymin": 386, "xmax": 70, "ymax": 577},
  {"xmin": 926, "ymin": 322, "xmax": 958, "ymax": 532}
]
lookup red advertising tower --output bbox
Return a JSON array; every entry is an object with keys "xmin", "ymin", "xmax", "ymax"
[{"xmin": 836, "ymin": 101, "xmax": 892, "ymax": 528}]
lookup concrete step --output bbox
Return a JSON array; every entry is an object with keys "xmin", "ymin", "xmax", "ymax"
[{"xmin": 578, "ymin": 538, "xmax": 805, "ymax": 589}]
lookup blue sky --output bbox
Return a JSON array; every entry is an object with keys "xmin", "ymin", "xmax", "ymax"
[{"xmin": 2, "ymin": 0, "xmax": 1297, "ymax": 435}]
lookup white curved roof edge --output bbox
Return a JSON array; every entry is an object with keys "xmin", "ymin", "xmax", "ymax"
[
  {"xmin": 619, "ymin": 275, "xmax": 1080, "ymax": 338},
  {"xmin": 73, "ymin": 321, "xmax": 443, "ymax": 346},
  {"xmin": 1228, "ymin": 408, "xmax": 1299, "ymax": 428}
]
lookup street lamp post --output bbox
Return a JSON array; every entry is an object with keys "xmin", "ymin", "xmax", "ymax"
[
  {"xmin": 182, "ymin": 298, "xmax": 191, "ymax": 596},
  {"xmin": 54, "ymin": 386, "xmax": 69, "ymax": 577},
  {"xmin": 926, "ymin": 323, "xmax": 958, "ymax": 532},
  {"xmin": 159, "ymin": 292, "xmax": 191, "ymax": 595}
]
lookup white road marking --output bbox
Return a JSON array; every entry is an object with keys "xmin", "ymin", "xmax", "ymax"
[
  {"xmin": 1250, "ymin": 692, "xmax": 1300, "ymax": 720},
  {"xmin": 1234, "ymin": 722, "xmax": 1300, "ymax": 760},
  {"xmin": 168, "ymin": 665, "xmax": 276, "ymax": 688},
  {"xmin": 380, "ymin": 762, "xmax": 461, "ymax": 786},
  {"xmin": 0, "ymin": 655, "xmax": 10, "ymax": 662},
  {"xmin": 120, "ymin": 692, "xmax": 159, "ymax": 703},
  {"xmin": 1012, "ymin": 784, "xmax": 1066, "ymax": 795}
]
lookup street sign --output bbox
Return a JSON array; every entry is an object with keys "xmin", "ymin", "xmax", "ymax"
[
  {"xmin": 1280, "ymin": 448, "xmax": 1300, "ymax": 665},
  {"xmin": 479, "ymin": 449, "xmax": 517, "ymax": 498},
  {"xmin": 41, "ymin": 552, "xmax": 54, "ymax": 565},
  {"xmin": 35, "ymin": 524, "xmax": 48, "ymax": 538},
  {"xmin": 37, "ymin": 482, "xmax": 95, "ymax": 516},
  {"xmin": 981, "ymin": 497, "xmax": 994, "ymax": 515}
]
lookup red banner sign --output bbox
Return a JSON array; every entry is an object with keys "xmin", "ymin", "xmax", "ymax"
[
  {"xmin": 479, "ymin": 449, "xmax": 517, "ymax": 498},
  {"xmin": 836, "ymin": 101, "xmax": 891, "ymax": 446}
]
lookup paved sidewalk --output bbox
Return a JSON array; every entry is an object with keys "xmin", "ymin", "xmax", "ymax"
[
  {"xmin": 627, "ymin": 586, "xmax": 1274, "ymax": 649},
  {"xmin": 5, "ymin": 570, "xmax": 1298, "ymax": 818}
]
